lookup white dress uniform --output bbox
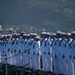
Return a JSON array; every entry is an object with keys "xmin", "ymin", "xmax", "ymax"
[
  {"xmin": 70, "ymin": 31, "xmax": 75, "ymax": 75},
  {"xmin": 17, "ymin": 37, "xmax": 23, "ymax": 66},
  {"xmin": 5, "ymin": 37, "xmax": 12, "ymax": 64},
  {"xmin": 40, "ymin": 32, "xmax": 47, "ymax": 70},
  {"xmin": 53, "ymin": 38, "xmax": 63, "ymax": 73},
  {"xmin": 60, "ymin": 38, "xmax": 68, "ymax": 74},
  {"xmin": 64, "ymin": 33, "xmax": 74, "ymax": 75},
  {"xmin": 0, "ymin": 37, "xmax": 3, "ymax": 63},
  {"xmin": 34, "ymin": 36, "xmax": 41, "ymax": 69},
  {"xmin": 22, "ymin": 39, "xmax": 26, "ymax": 66},
  {"xmin": 30, "ymin": 38, "xmax": 35, "ymax": 68},
  {"xmin": 22, "ymin": 34, "xmax": 27, "ymax": 67},
  {"xmin": 70, "ymin": 39, "xmax": 75, "ymax": 75},
  {"xmin": 29, "ymin": 33, "xmax": 37, "ymax": 68},
  {"xmin": 51, "ymin": 33, "xmax": 56, "ymax": 71},
  {"xmin": 11, "ymin": 38, "xmax": 16, "ymax": 65},
  {"xmin": 52, "ymin": 31, "xmax": 62, "ymax": 73},
  {"xmin": 45, "ymin": 37, "xmax": 53, "ymax": 71},
  {"xmin": 24, "ymin": 37, "xmax": 30, "ymax": 68},
  {"xmin": 52, "ymin": 39, "xmax": 58, "ymax": 72},
  {"xmin": 1, "ymin": 36, "xmax": 6, "ymax": 63}
]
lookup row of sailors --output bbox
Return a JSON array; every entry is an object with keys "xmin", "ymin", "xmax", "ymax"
[{"xmin": 0, "ymin": 31, "xmax": 75, "ymax": 75}]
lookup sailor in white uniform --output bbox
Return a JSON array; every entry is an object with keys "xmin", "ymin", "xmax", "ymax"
[
  {"xmin": 30, "ymin": 33, "xmax": 37, "ymax": 68},
  {"xmin": 0, "ymin": 35, "xmax": 5, "ymax": 63},
  {"xmin": 51, "ymin": 33, "xmax": 56, "ymax": 71},
  {"xmin": 24, "ymin": 34, "xmax": 30, "ymax": 68},
  {"xmin": 14, "ymin": 33, "xmax": 22, "ymax": 66},
  {"xmin": 64, "ymin": 33, "xmax": 74, "ymax": 75},
  {"xmin": 34, "ymin": 36, "xmax": 41, "ymax": 69},
  {"xmin": 22, "ymin": 34, "xmax": 27, "ymax": 67},
  {"xmin": 5, "ymin": 34, "xmax": 12, "ymax": 64},
  {"xmin": 11, "ymin": 33, "xmax": 17, "ymax": 65},
  {"xmin": 16, "ymin": 33, "xmax": 24, "ymax": 66},
  {"xmin": 70, "ymin": 31, "xmax": 75, "ymax": 75},
  {"xmin": 59, "ymin": 32, "xmax": 68, "ymax": 74},
  {"xmin": 0, "ymin": 36, "xmax": 2, "ymax": 63},
  {"xmin": 13, "ymin": 34, "xmax": 19, "ymax": 66},
  {"xmin": 40, "ymin": 32, "xmax": 47, "ymax": 70},
  {"xmin": 1, "ymin": 35, "xmax": 6, "ymax": 63},
  {"xmin": 45, "ymin": 32, "xmax": 53, "ymax": 71},
  {"xmin": 52, "ymin": 31, "xmax": 63, "ymax": 73}
]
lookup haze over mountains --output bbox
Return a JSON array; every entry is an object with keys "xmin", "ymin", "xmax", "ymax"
[{"xmin": 0, "ymin": 0, "xmax": 75, "ymax": 33}]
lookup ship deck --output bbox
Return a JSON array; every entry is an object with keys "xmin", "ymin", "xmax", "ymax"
[{"xmin": 0, "ymin": 63, "xmax": 66, "ymax": 75}]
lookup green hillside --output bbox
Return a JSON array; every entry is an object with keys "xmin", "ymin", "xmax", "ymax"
[{"xmin": 0, "ymin": 0, "xmax": 75, "ymax": 33}]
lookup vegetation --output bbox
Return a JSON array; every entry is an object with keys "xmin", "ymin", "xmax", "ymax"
[{"xmin": 0, "ymin": 0, "xmax": 75, "ymax": 33}]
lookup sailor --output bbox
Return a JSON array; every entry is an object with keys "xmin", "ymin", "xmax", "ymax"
[
  {"xmin": 51, "ymin": 32, "xmax": 58, "ymax": 73},
  {"xmin": 5, "ymin": 34, "xmax": 12, "ymax": 64},
  {"xmin": 40, "ymin": 32, "xmax": 47, "ymax": 70},
  {"xmin": 30, "ymin": 33, "xmax": 37, "ymax": 68},
  {"xmin": 70, "ymin": 31, "xmax": 75, "ymax": 75},
  {"xmin": 24, "ymin": 34, "xmax": 30, "ymax": 68},
  {"xmin": 59, "ymin": 32, "xmax": 68, "ymax": 74},
  {"xmin": 0, "ymin": 36, "xmax": 2, "ymax": 63},
  {"xmin": 16, "ymin": 33, "xmax": 24, "ymax": 66},
  {"xmin": 52, "ymin": 31, "xmax": 63, "ymax": 73},
  {"xmin": 0, "ymin": 35, "xmax": 5, "ymax": 63},
  {"xmin": 1, "ymin": 35, "xmax": 6, "ymax": 63},
  {"xmin": 22, "ymin": 34, "xmax": 27, "ymax": 67},
  {"xmin": 20, "ymin": 31, "xmax": 25, "ymax": 36},
  {"xmin": 64, "ymin": 33, "xmax": 74, "ymax": 75},
  {"xmin": 51, "ymin": 33, "xmax": 56, "ymax": 71},
  {"xmin": 45, "ymin": 32, "xmax": 53, "ymax": 71},
  {"xmin": 34, "ymin": 36, "xmax": 41, "ymax": 69},
  {"xmin": 11, "ymin": 33, "xmax": 17, "ymax": 65}
]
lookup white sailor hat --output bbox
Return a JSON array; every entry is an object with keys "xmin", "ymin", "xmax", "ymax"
[
  {"xmin": 0, "ymin": 35, "xmax": 4, "ymax": 39},
  {"xmin": 26, "ymin": 34, "xmax": 30, "ymax": 37},
  {"xmin": 7, "ymin": 34, "xmax": 11, "ymax": 38},
  {"xmin": 66, "ymin": 33, "xmax": 71, "ymax": 36},
  {"xmin": 12, "ymin": 33, "xmax": 17, "ymax": 36},
  {"xmin": 12, "ymin": 33, "xmax": 17, "ymax": 38},
  {"xmin": 71, "ymin": 31, "xmax": 75, "ymax": 35},
  {"xmin": 22, "ymin": 34, "xmax": 26, "ymax": 39},
  {"xmin": 22, "ymin": 34, "xmax": 26, "ymax": 36},
  {"xmin": 45, "ymin": 32, "xmax": 51, "ymax": 36},
  {"xmin": 4, "ymin": 34, "xmax": 7, "ymax": 38},
  {"xmin": 25, "ymin": 34, "xmax": 30, "ymax": 38},
  {"xmin": 60, "ymin": 32, "xmax": 65, "ymax": 35},
  {"xmin": 7, "ymin": 34, "xmax": 12, "ymax": 37},
  {"xmin": 16, "ymin": 33, "xmax": 20, "ymax": 37},
  {"xmin": 30, "ymin": 33, "xmax": 37, "ymax": 36},
  {"xmin": 51, "ymin": 33, "xmax": 56, "ymax": 36},
  {"xmin": 56, "ymin": 31, "xmax": 61, "ymax": 34},
  {"xmin": 20, "ymin": 31, "xmax": 25, "ymax": 36},
  {"xmin": 20, "ymin": 31, "xmax": 25, "ymax": 34},
  {"xmin": 35, "ymin": 36, "xmax": 40, "ymax": 39},
  {"xmin": 35, "ymin": 36, "xmax": 40, "ymax": 40},
  {"xmin": 41, "ymin": 32, "xmax": 46, "ymax": 35},
  {"xmin": 33, "ymin": 33, "xmax": 37, "ymax": 36}
]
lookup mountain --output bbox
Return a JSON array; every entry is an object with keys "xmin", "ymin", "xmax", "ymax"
[{"xmin": 0, "ymin": 0, "xmax": 75, "ymax": 33}]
